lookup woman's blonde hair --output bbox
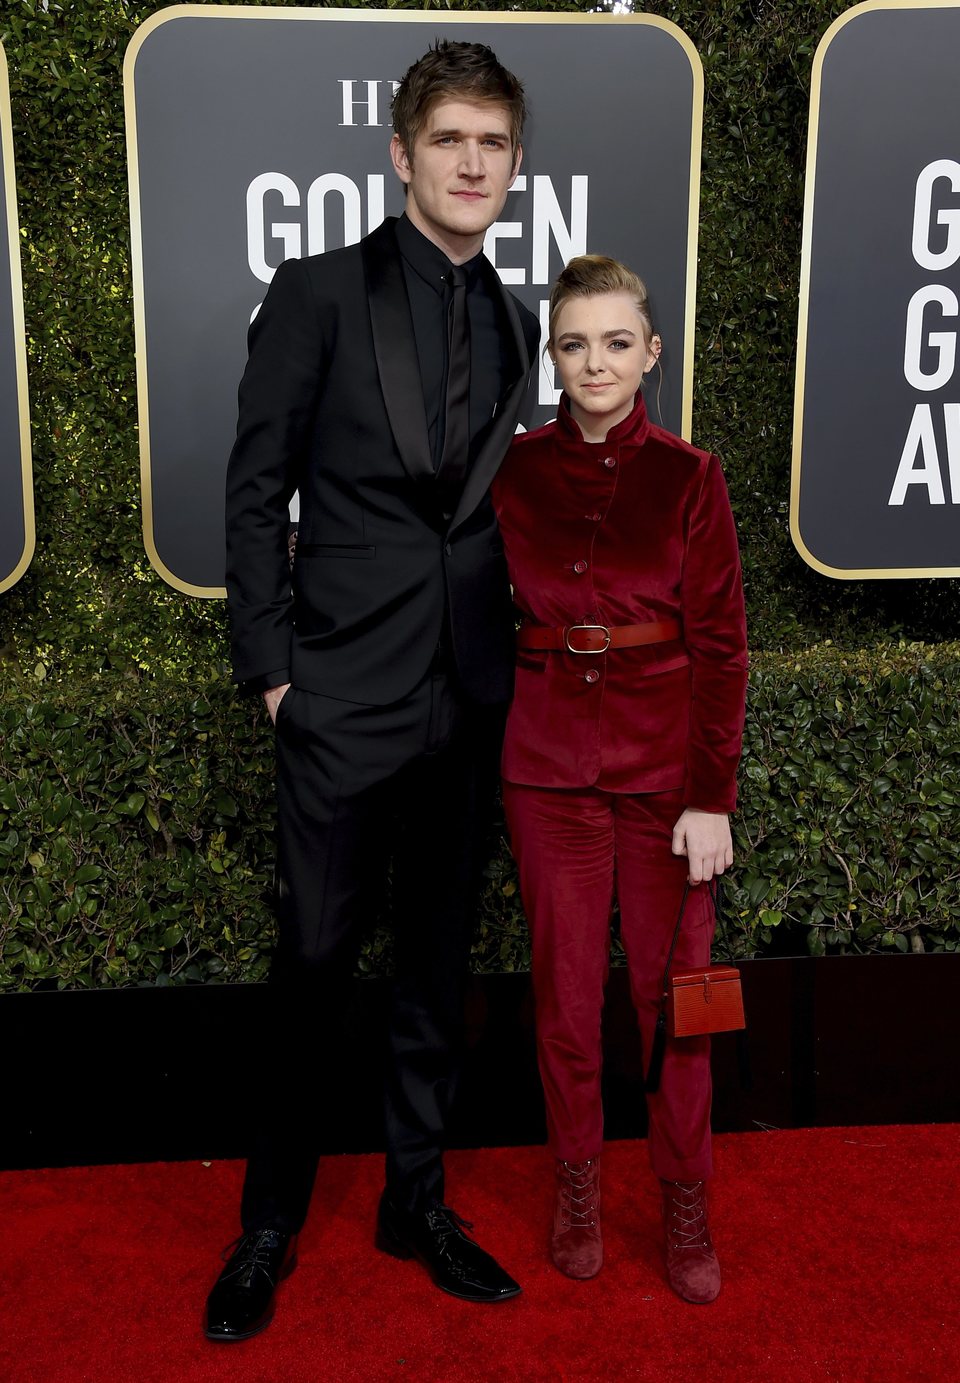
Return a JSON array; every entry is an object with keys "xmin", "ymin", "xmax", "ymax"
[{"xmin": 547, "ymin": 254, "xmax": 655, "ymax": 348}]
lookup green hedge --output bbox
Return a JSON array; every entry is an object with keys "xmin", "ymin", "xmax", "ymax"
[
  {"xmin": 0, "ymin": 0, "xmax": 956, "ymax": 685},
  {"xmin": 1, "ymin": 0, "xmax": 959, "ymax": 989},
  {"xmin": 3, "ymin": 643, "xmax": 958, "ymax": 990}
]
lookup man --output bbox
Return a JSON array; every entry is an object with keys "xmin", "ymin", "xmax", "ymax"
[{"xmin": 205, "ymin": 40, "xmax": 540, "ymax": 1341}]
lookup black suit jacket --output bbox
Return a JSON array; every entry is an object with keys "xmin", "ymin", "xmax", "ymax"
[{"xmin": 225, "ymin": 217, "xmax": 540, "ymax": 706}]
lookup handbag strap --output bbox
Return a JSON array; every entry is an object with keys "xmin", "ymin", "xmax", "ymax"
[
  {"xmin": 656, "ymin": 880, "xmax": 693, "ymax": 1001},
  {"xmin": 654, "ymin": 876, "xmax": 728, "ymax": 995},
  {"xmin": 645, "ymin": 875, "xmax": 724, "ymax": 1095}
]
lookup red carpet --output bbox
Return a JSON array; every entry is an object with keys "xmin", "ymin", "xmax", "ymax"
[{"xmin": 1, "ymin": 1127, "xmax": 958, "ymax": 1382}]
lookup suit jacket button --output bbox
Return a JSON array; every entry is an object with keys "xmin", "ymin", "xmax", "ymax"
[
  {"xmin": 573, "ymin": 560, "xmax": 588, "ymax": 574},
  {"xmin": 584, "ymin": 669, "xmax": 600, "ymax": 684},
  {"xmin": 602, "ymin": 456, "xmax": 617, "ymax": 469}
]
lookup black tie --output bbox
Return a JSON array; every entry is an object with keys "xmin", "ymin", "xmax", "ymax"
[{"xmin": 437, "ymin": 265, "xmax": 471, "ymax": 495}]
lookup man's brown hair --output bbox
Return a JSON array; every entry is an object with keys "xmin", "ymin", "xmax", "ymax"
[{"xmin": 391, "ymin": 39, "xmax": 526, "ymax": 160}]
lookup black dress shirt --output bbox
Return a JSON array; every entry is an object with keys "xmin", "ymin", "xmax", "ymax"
[{"xmin": 395, "ymin": 214, "xmax": 512, "ymax": 470}]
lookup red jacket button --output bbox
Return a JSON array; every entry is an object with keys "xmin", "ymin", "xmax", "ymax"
[
  {"xmin": 584, "ymin": 669, "xmax": 600, "ymax": 683},
  {"xmin": 573, "ymin": 560, "xmax": 588, "ymax": 574},
  {"xmin": 602, "ymin": 456, "xmax": 617, "ymax": 468},
  {"xmin": 586, "ymin": 512, "xmax": 602, "ymax": 522}
]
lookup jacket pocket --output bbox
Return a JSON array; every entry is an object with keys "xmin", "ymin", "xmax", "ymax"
[
  {"xmin": 295, "ymin": 544, "xmax": 375, "ymax": 559},
  {"xmin": 274, "ymin": 686, "xmax": 296, "ymax": 728},
  {"xmin": 633, "ymin": 652, "xmax": 691, "ymax": 679}
]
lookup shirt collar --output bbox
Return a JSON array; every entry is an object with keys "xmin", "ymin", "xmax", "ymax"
[
  {"xmin": 396, "ymin": 213, "xmax": 485, "ymax": 295},
  {"xmin": 557, "ymin": 389, "xmax": 652, "ymax": 446}
]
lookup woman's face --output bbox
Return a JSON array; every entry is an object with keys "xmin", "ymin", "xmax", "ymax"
[{"xmin": 550, "ymin": 291, "xmax": 659, "ymax": 440}]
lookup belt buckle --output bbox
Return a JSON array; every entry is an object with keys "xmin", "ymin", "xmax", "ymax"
[{"xmin": 564, "ymin": 623, "xmax": 611, "ymax": 654}]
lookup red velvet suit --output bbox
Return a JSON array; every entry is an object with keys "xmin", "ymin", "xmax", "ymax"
[{"xmin": 492, "ymin": 392, "xmax": 748, "ymax": 1177}]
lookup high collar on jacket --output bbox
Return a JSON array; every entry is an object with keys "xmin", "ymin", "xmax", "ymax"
[{"xmin": 556, "ymin": 389, "xmax": 653, "ymax": 448}]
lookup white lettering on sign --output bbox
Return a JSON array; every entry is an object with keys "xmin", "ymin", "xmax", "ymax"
[
  {"xmin": 890, "ymin": 404, "xmax": 946, "ymax": 505},
  {"xmin": 890, "ymin": 162, "xmax": 960, "ymax": 506},
  {"xmin": 911, "ymin": 159, "xmax": 960, "ymax": 272},
  {"xmin": 246, "ymin": 170, "xmax": 590, "ymax": 293},
  {"xmin": 246, "ymin": 173, "xmax": 388, "ymax": 287},
  {"xmin": 483, "ymin": 175, "xmax": 589, "ymax": 288},
  {"xmin": 531, "ymin": 175, "xmax": 589, "ymax": 285},
  {"xmin": 339, "ymin": 80, "xmax": 400, "ymax": 129},
  {"xmin": 482, "ymin": 173, "xmax": 589, "ymax": 404},
  {"xmin": 306, "ymin": 174, "xmax": 362, "ymax": 257},
  {"xmin": 246, "ymin": 172, "xmax": 302, "ymax": 280},
  {"xmin": 889, "ymin": 403, "xmax": 960, "ymax": 506},
  {"xmin": 484, "ymin": 176, "xmax": 526, "ymax": 285},
  {"xmin": 903, "ymin": 284, "xmax": 959, "ymax": 392},
  {"xmin": 538, "ymin": 298, "xmax": 560, "ymax": 407}
]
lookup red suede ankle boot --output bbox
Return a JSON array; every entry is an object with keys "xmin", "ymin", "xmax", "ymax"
[
  {"xmin": 660, "ymin": 1179, "xmax": 721, "ymax": 1303},
  {"xmin": 550, "ymin": 1157, "xmax": 602, "ymax": 1279}
]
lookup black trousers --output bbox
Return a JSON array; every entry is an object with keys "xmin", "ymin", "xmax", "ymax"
[{"xmin": 240, "ymin": 666, "xmax": 504, "ymax": 1233}]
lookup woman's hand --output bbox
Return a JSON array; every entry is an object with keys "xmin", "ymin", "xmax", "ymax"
[{"xmin": 671, "ymin": 809, "xmax": 733, "ymax": 885}]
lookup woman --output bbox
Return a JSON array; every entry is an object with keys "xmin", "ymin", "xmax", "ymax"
[{"xmin": 492, "ymin": 256, "xmax": 747, "ymax": 1303}]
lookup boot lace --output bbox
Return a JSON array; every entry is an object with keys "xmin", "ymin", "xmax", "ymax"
[
  {"xmin": 558, "ymin": 1159, "xmax": 600, "ymax": 1230},
  {"xmin": 665, "ymin": 1181, "xmax": 710, "ymax": 1252}
]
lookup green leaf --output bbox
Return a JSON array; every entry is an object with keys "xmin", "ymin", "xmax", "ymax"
[{"xmin": 1, "ymin": 0, "xmax": 960, "ymax": 992}]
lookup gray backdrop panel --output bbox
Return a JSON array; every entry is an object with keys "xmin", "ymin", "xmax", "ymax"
[
  {"xmin": 128, "ymin": 12, "xmax": 699, "ymax": 593},
  {"xmin": 796, "ymin": 5, "xmax": 960, "ymax": 574},
  {"xmin": 0, "ymin": 47, "xmax": 29, "ymax": 592}
]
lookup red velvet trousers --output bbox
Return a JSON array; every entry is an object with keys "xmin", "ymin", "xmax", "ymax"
[{"xmin": 502, "ymin": 784, "xmax": 715, "ymax": 1181}]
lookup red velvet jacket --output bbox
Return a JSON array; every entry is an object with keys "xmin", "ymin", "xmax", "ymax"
[{"xmin": 492, "ymin": 393, "xmax": 748, "ymax": 812}]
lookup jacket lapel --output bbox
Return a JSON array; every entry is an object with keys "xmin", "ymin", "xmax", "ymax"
[
  {"xmin": 450, "ymin": 265, "xmax": 534, "ymax": 535},
  {"xmin": 362, "ymin": 219, "xmax": 434, "ymax": 487}
]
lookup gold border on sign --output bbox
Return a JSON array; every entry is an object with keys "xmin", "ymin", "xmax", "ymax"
[
  {"xmin": 791, "ymin": 0, "xmax": 960, "ymax": 580},
  {"xmin": 125, "ymin": 6, "xmax": 704, "ymax": 598},
  {"xmin": 0, "ymin": 40, "xmax": 35, "ymax": 595}
]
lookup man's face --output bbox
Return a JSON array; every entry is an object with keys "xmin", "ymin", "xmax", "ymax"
[{"xmin": 390, "ymin": 99, "xmax": 521, "ymax": 260}]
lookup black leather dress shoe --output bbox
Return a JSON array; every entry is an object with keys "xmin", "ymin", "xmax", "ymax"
[
  {"xmin": 204, "ymin": 1228, "xmax": 298, "ymax": 1342},
  {"xmin": 375, "ymin": 1195, "xmax": 521, "ymax": 1303}
]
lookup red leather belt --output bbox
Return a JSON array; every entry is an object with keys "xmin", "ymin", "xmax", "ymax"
[{"xmin": 518, "ymin": 618, "xmax": 682, "ymax": 655}]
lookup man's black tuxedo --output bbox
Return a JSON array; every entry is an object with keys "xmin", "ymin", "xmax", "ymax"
[
  {"xmin": 224, "ymin": 216, "xmax": 539, "ymax": 1231},
  {"xmin": 226, "ymin": 216, "xmax": 540, "ymax": 706}
]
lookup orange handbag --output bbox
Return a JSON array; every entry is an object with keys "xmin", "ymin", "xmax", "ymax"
[
  {"xmin": 667, "ymin": 963, "xmax": 745, "ymax": 1038},
  {"xmin": 645, "ymin": 879, "xmax": 745, "ymax": 1093}
]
